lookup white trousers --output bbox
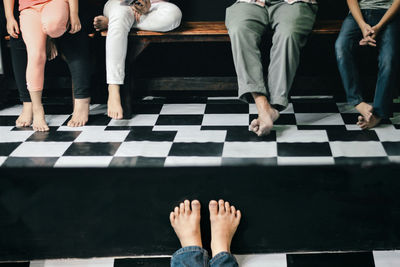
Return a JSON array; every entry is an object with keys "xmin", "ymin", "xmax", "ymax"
[
  {"xmin": 0, "ymin": 42, "xmax": 3, "ymax": 75},
  {"xmin": 104, "ymin": 0, "xmax": 182, "ymax": 84}
]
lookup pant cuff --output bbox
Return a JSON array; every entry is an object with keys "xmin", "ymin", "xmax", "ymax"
[
  {"xmin": 107, "ymin": 80, "xmax": 124, "ymax": 85},
  {"xmin": 209, "ymin": 251, "xmax": 238, "ymax": 265},
  {"xmin": 239, "ymin": 86, "xmax": 268, "ymax": 103},
  {"xmin": 20, "ymin": 98, "xmax": 32, "ymax": 103},
  {"xmin": 270, "ymin": 95, "xmax": 289, "ymax": 109},
  {"xmin": 172, "ymin": 246, "xmax": 208, "ymax": 258},
  {"xmin": 348, "ymin": 98, "xmax": 364, "ymax": 107},
  {"xmin": 74, "ymin": 94, "xmax": 91, "ymax": 99}
]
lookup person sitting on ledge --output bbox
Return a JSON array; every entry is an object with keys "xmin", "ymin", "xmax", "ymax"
[
  {"xmin": 335, "ymin": 0, "xmax": 400, "ymax": 129},
  {"xmin": 93, "ymin": 0, "xmax": 182, "ymax": 120},
  {"xmin": 170, "ymin": 199, "xmax": 241, "ymax": 267},
  {"xmin": 225, "ymin": 0, "xmax": 318, "ymax": 136}
]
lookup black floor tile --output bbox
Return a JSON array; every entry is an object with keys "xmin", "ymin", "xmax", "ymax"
[
  {"xmin": 287, "ymin": 252, "xmax": 375, "ymax": 267},
  {"xmin": 132, "ymin": 103, "xmax": 163, "ymax": 114},
  {"xmin": 110, "ymin": 157, "xmax": 166, "ymax": 167},
  {"xmin": 341, "ymin": 113, "xmax": 360, "ymax": 125},
  {"xmin": 43, "ymin": 104, "xmax": 72, "ymax": 114},
  {"xmin": 327, "ymin": 129, "xmax": 379, "ymax": 142},
  {"xmin": 382, "ymin": 142, "xmax": 400, "ymax": 156},
  {"xmin": 205, "ymin": 103, "xmax": 248, "ymax": 114},
  {"xmin": 63, "ymin": 142, "xmax": 121, "ymax": 156},
  {"xmin": 225, "ymin": 126, "xmax": 276, "ymax": 142},
  {"xmin": 222, "ymin": 157, "xmax": 278, "ymax": 166},
  {"xmin": 64, "ymin": 115, "xmax": 111, "ymax": 126},
  {"xmin": 0, "ymin": 143, "xmax": 21, "ymax": 156},
  {"xmin": 334, "ymin": 157, "xmax": 390, "ymax": 165},
  {"xmin": 11, "ymin": 126, "xmax": 34, "ymax": 131},
  {"xmin": 0, "ymin": 262, "xmax": 30, "ymax": 267},
  {"xmin": 3, "ymin": 157, "xmax": 59, "ymax": 167},
  {"xmin": 206, "ymin": 99, "xmax": 245, "ymax": 105},
  {"xmin": 114, "ymin": 257, "xmax": 170, "ymax": 267},
  {"xmin": 0, "ymin": 116, "xmax": 19, "ymax": 126},
  {"xmin": 297, "ymin": 125, "xmax": 347, "ymax": 131},
  {"xmin": 278, "ymin": 143, "xmax": 332, "ymax": 157},
  {"xmin": 124, "ymin": 127, "xmax": 176, "ymax": 142},
  {"xmin": 169, "ymin": 142, "xmax": 224, "ymax": 156},
  {"xmin": 156, "ymin": 115, "xmax": 203, "ymax": 125},
  {"xmin": 26, "ymin": 129, "xmax": 81, "ymax": 142},
  {"xmin": 292, "ymin": 99, "xmax": 339, "ymax": 113},
  {"xmin": 249, "ymin": 114, "xmax": 296, "ymax": 126}
]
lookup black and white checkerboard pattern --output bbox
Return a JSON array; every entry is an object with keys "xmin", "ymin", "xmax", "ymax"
[
  {"xmin": 1, "ymin": 250, "xmax": 400, "ymax": 267},
  {"xmin": 0, "ymin": 97, "xmax": 399, "ymax": 168}
]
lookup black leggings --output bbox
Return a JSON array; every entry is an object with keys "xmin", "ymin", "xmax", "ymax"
[{"xmin": 9, "ymin": 29, "xmax": 92, "ymax": 102}]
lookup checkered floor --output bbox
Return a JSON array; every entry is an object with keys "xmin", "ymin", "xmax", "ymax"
[
  {"xmin": 1, "ymin": 251, "xmax": 400, "ymax": 267},
  {"xmin": 0, "ymin": 96, "xmax": 399, "ymax": 168}
]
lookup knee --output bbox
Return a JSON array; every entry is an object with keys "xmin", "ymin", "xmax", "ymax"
[
  {"xmin": 274, "ymin": 25, "xmax": 304, "ymax": 44},
  {"xmin": 227, "ymin": 22, "xmax": 259, "ymax": 40},
  {"xmin": 28, "ymin": 50, "xmax": 46, "ymax": 66},
  {"xmin": 43, "ymin": 18, "xmax": 67, "ymax": 38},
  {"xmin": 379, "ymin": 50, "xmax": 399, "ymax": 70},
  {"xmin": 153, "ymin": 4, "xmax": 182, "ymax": 32},
  {"xmin": 108, "ymin": 7, "xmax": 134, "ymax": 31}
]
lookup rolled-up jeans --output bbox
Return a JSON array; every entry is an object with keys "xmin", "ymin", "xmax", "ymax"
[
  {"xmin": 171, "ymin": 246, "xmax": 238, "ymax": 267},
  {"xmin": 335, "ymin": 9, "xmax": 400, "ymax": 119},
  {"xmin": 104, "ymin": 0, "xmax": 182, "ymax": 85}
]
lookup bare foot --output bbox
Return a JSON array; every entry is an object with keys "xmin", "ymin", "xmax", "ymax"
[
  {"xmin": 107, "ymin": 84, "xmax": 123, "ymax": 120},
  {"xmin": 357, "ymin": 114, "xmax": 381, "ymax": 130},
  {"xmin": 32, "ymin": 104, "xmax": 49, "ymax": 132},
  {"xmin": 46, "ymin": 37, "xmax": 58, "ymax": 61},
  {"xmin": 209, "ymin": 200, "xmax": 241, "ymax": 257},
  {"xmin": 250, "ymin": 108, "xmax": 280, "ymax": 136},
  {"xmin": 67, "ymin": 98, "xmax": 90, "ymax": 127},
  {"xmin": 16, "ymin": 102, "xmax": 33, "ymax": 127},
  {"xmin": 93, "ymin": 15, "xmax": 109, "ymax": 31},
  {"xmin": 355, "ymin": 102, "xmax": 373, "ymax": 123},
  {"xmin": 170, "ymin": 200, "xmax": 202, "ymax": 248}
]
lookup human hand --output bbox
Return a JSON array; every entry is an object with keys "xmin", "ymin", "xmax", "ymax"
[
  {"xmin": 6, "ymin": 17, "xmax": 20, "ymax": 38},
  {"xmin": 131, "ymin": 0, "xmax": 151, "ymax": 22},
  {"xmin": 69, "ymin": 14, "xmax": 82, "ymax": 34},
  {"xmin": 359, "ymin": 23, "xmax": 376, "ymax": 47}
]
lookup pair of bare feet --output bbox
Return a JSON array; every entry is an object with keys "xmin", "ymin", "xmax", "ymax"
[
  {"xmin": 16, "ymin": 98, "xmax": 90, "ymax": 131},
  {"xmin": 250, "ymin": 94, "xmax": 280, "ymax": 137},
  {"xmin": 170, "ymin": 199, "xmax": 241, "ymax": 258},
  {"xmin": 355, "ymin": 102, "xmax": 381, "ymax": 129}
]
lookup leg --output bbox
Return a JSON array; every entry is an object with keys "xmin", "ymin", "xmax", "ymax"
[
  {"xmin": 41, "ymin": 0, "xmax": 69, "ymax": 38},
  {"xmin": 9, "ymin": 37, "xmax": 32, "ymax": 127},
  {"xmin": 268, "ymin": 1, "xmax": 317, "ymax": 108},
  {"xmin": 209, "ymin": 200, "xmax": 241, "ymax": 267},
  {"xmin": 134, "ymin": 2, "xmax": 182, "ymax": 32},
  {"xmin": 170, "ymin": 200, "xmax": 207, "ymax": 267},
  {"xmin": 103, "ymin": 0, "xmax": 136, "ymax": 119},
  {"xmin": 335, "ymin": 13, "xmax": 373, "ymax": 124},
  {"xmin": 19, "ymin": 8, "xmax": 49, "ymax": 131},
  {"xmin": 57, "ymin": 30, "xmax": 92, "ymax": 127}
]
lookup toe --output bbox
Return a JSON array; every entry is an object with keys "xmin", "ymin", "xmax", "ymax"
[
  {"xmin": 236, "ymin": 210, "xmax": 242, "ymax": 221},
  {"xmin": 225, "ymin": 201, "xmax": 231, "ymax": 214},
  {"xmin": 174, "ymin": 206, "xmax": 179, "ymax": 216},
  {"xmin": 191, "ymin": 200, "xmax": 201, "ymax": 214},
  {"xmin": 179, "ymin": 202, "xmax": 185, "ymax": 214},
  {"xmin": 169, "ymin": 212, "xmax": 175, "ymax": 224},
  {"xmin": 231, "ymin": 205, "xmax": 236, "ymax": 214},
  {"xmin": 218, "ymin": 199, "xmax": 225, "ymax": 214},
  {"xmin": 184, "ymin": 200, "xmax": 191, "ymax": 215},
  {"xmin": 209, "ymin": 200, "xmax": 218, "ymax": 215}
]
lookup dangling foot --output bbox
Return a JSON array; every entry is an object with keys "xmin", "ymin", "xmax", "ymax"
[
  {"xmin": 93, "ymin": 15, "xmax": 109, "ymax": 31},
  {"xmin": 250, "ymin": 108, "xmax": 280, "ymax": 136},
  {"xmin": 16, "ymin": 102, "xmax": 33, "ymax": 127},
  {"xmin": 67, "ymin": 98, "xmax": 90, "ymax": 127},
  {"xmin": 32, "ymin": 104, "xmax": 49, "ymax": 132},
  {"xmin": 46, "ymin": 37, "xmax": 58, "ymax": 61},
  {"xmin": 355, "ymin": 102, "xmax": 373, "ymax": 123},
  {"xmin": 357, "ymin": 114, "xmax": 381, "ymax": 130},
  {"xmin": 107, "ymin": 84, "xmax": 123, "ymax": 120},
  {"xmin": 170, "ymin": 200, "xmax": 203, "ymax": 248},
  {"xmin": 209, "ymin": 200, "xmax": 241, "ymax": 257}
]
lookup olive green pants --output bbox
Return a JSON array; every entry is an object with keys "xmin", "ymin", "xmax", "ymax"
[{"xmin": 225, "ymin": 1, "xmax": 317, "ymax": 109}]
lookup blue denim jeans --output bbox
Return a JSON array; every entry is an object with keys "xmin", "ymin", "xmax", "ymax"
[
  {"xmin": 335, "ymin": 9, "xmax": 400, "ymax": 119},
  {"xmin": 170, "ymin": 246, "xmax": 239, "ymax": 267}
]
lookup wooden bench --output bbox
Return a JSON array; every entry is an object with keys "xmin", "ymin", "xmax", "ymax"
[{"xmin": 3, "ymin": 20, "xmax": 342, "ymax": 118}]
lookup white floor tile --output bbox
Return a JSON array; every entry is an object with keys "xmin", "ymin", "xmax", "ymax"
[
  {"xmin": 276, "ymin": 126, "xmax": 328, "ymax": 143},
  {"xmin": 152, "ymin": 125, "xmax": 201, "ymax": 132},
  {"xmin": 345, "ymin": 124, "xmax": 363, "ymax": 131},
  {"xmin": 373, "ymin": 251, "xmax": 400, "ymax": 267},
  {"xmin": 160, "ymin": 104, "xmax": 206, "ymax": 114},
  {"xmin": 57, "ymin": 126, "xmax": 107, "ymax": 132},
  {"xmin": 337, "ymin": 103, "xmax": 358, "ymax": 113},
  {"xmin": 55, "ymin": 156, "xmax": 113, "ymax": 167},
  {"xmin": 0, "ymin": 126, "xmax": 34, "ymax": 142},
  {"xmin": 0, "ymin": 156, "xmax": 7, "ymax": 166},
  {"xmin": 330, "ymin": 141, "xmax": 387, "ymax": 157},
  {"xmin": 278, "ymin": 157, "xmax": 335, "ymax": 165},
  {"xmin": 115, "ymin": 141, "xmax": 172, "ymax": 157},
  {"xmin": 45, "ymin": 115, "xmax": 70, "ymax": 126},
  {"xmin": 174, "ymin": 130, "xmax": 226, "ymax": 143},
  {"xmin": 108, "ymin": 115, "xmax": 159, "ymax": 126},
  {"xmin": 0, "ymin": 105, "xmax": 23, "ymax": 115},
  {"xmin": 389, "ymin": 156, "xmax": 400, "ymax": 163},
  {"xmin": 74, "ymin": 131, "xmax": 129, "ymax": 143},
  {"xmin": 295, "ymin": 113, "xmax": 344, "ymax": 125},
  {"xmin": 223, "ymin": 142, "xmax": 277, "ymax": 158},
  {"xmin": 374, "ymin": 125, "xmax": 400, "ymax": 142},
  {"xmin": 30, "ymin": 258, "xmax": 114, "ymax": 267},
  {"xmin": 235, "ymin": 254, "xmax": 287, "ymax": 267},
  {"xmin": 250, "ymin": 103, "xmax": 294, "ymax": 114},
  {"xmin": 202, "ymin": 114, "xmax": 249, "ymax": 126},
  {"xmin": 164, "ymin": 157, "xmax": 221, "ymax": 167},
  {"xmin": 10, "ymin": 142, "xmax": 72, "ymax": 157},
  {"xmin": 89, "ymin": 104, "xmax": 107, "ymax": 115},
  {"xmin": 249, "ymin": 104, "xmax": 258, "ymax": 115}
]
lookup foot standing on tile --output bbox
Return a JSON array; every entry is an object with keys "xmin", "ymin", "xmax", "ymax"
[
  {"xmin": 225, "ymin": 0, "xmax": 318, "ymax": 136},
  {"xmin": 93, "ymin": 0, "xmax": 182, "ymax": 120},
  {"xmin": 170, "ymin": 199, "xmax": 241, "ymax": 267},
  {"xmin": 335, "ymin": 0, "xmax": 400, "ymax": 129}
]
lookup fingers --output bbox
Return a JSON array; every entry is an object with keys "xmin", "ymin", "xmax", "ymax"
[{"xmin": 69, "ymin": 23, "xmax": 82, "ymax": 34}]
